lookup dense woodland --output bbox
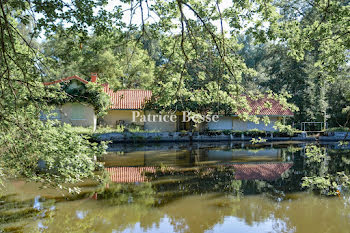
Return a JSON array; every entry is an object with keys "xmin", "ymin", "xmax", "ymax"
[{"xmin": 0, "ymin": 0, "xmax": 350, "ymax": 187}]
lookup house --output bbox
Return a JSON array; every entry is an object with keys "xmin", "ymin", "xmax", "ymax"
[
  {"xmin": 100, "ymin": 85, "xmax": 153, "ymax": 128},
  {"xmin": 43, "ymin": 75, "xmax": 294, "ymax": 132},
  {"xmin": 207, "ymin": 97, "xmax": 294, "ymax": 131},
  {"xmin": 42, "ymin": 75, "xmax": 98, "ymax": 130}
]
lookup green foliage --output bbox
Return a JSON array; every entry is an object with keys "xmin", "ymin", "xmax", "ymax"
[
  {"xmin": 98, "ymin": 183, "xmax": 155, "ymax": 206},
  {"xmin": 302, "ymin": 144, "xmax": 350, "ymax": 196},
  {"xmin": 151, "ymin": 166, "xmax": 240, "ymax": 195},
  {"xmin": 302, "ymin": 175, "xmax": 339, "ymax": 196},
  {"xmin": 204, "ymin": 129, "xmax": 269, "ymax": 137},
  {"xmin": 273, "ymin": 122, "xmax": 296, "ymax": 136},
  {"xmin": 46, "ymin": 80, "xmax": 111, "ymax": 117},
  {"xmin": 42, "ymin": 31, "xmax": 156, "ymax": 90},
  {"xmin": 326, "ymin": 127, "xmax": 350, "ymax": 132},
  {"xmin": 304, "ymin": 145, "xmax": 328, "ymax": 164},
  {"xmin": 63, "ymin": 125, "xmax": 96, "ymax": 135},
  {"xmin": 250, "ymin": 137, "xmax": 267, "ymax": 144},
  {"xmin": 113, "ymin": 125, "xmax": 126, "ymax": 133},
  {"xmin": 83, "ymin": 83, "xmax": 111, "ymax": 117},
  {"xmin": 244, "ymin": 129, "xmax": 267, "ymax": 137},
  {"xmin": 247, "ymin": 0, "xmax": 350, "ymax": 78},
  {"xmin": 239, "ymin": 25, "xmax": 350, "ymax": 127},
  {"xmin": 0, "ymin": 121, "xmax": 108, "ymax": 191}
]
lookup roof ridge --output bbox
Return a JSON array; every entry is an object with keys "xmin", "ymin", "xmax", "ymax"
[
  {"xmin": 116, "ymin": 89, "xmax": 151, "ymax": 91},
  {"xmin": 43, "ymin": 75, "xmax": 88, "ymax": 86}
]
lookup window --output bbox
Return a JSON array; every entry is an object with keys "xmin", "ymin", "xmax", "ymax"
[
  {"xmin": 51, "ymin": 109, "xmax": 62, "ymax": 120},
  {"xmin": 39, "ymin": 108, "xmax": 61, "ymax": 120},
  {"xmin": 71, "ymin": 103, "xmax": 86, "ymax": 120}
]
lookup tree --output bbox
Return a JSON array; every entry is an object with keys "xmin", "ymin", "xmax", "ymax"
[
  {"xmin": 0, "ymin": 2, "xmax": 109, "ymax": 188},
  {"xmin": 236, "ymin": 1, "xmax": 350, "ymax": 127},
  {"xmin": 42, "ymin": 30, "xmax": 156, "ymax": 89}
]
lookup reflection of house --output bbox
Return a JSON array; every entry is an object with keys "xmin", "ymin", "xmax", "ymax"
[
  {"xmin": 207, "ymin": 149, "xmax": 282, "ymax": 162},
  {"xmin": 105, "ymin": 163, "xmax": 293, "ymax": 183},
  {"xmin": 103, "ymin": 146, "xmax": 284, "ymax": 167},
  {"xmin": 102, "ymin": 150, "xmax": 191, "ymax": 167},
  {"xmin": 230, "ymin": 163, "xmax": 293, "ymax": 180},
  {"xmin": 106, "ymin": 167, "xmax": 156, "ymax": 183},
  {"xmin": 43, "ymin": 75, "xmax": 293, "ymax": 132}
]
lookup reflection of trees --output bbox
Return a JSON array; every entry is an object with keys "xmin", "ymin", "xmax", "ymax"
[
  {"xmin": 328, "ymin": 149, "xmax": 350, "ymax": 175},
  {"xmin": 36, "ymin": 194, "xmax": 238, "ymax": 233},
  {"xmin": 233, "ymin": 194, "xmax": 350, "ymax": 233},
  {"xmin": 149, "ymin": 166, "xmax": 241, "ymax": 200},
  {"xmin": 300, "ymin": 146, "xmax": 350, "ymax": 195},
  {"xmin": 24, "ymin": 192, "xmax": 350, "ymax": 233},
  {"xmin": 98, "ymin": 183, "xmax": 155, "ymax": 206},
  {"xmin": 256, "ymin": 145, "xmax": 350, "ymax": 196},
  {"xmin": 161, "ymin": 195, "xmax": 240, "ymax": 233},
  {"xmin": 38, "ymin": 201, "xmax": 163, "ymax": 233},
  {"xmin": 148, "ymin": 165, "xmax": 296, "ymax": 201},
  {"xmin": 0, "ymin": 194, "xmax": 54, "ymax": 232},
  {"xmin": 20, "ymin": 183, "xmax": 161, "ymax": 232}
]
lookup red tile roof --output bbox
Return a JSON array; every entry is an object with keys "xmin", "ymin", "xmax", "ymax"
[
  {"xmin": 43, "ymin": 76, "xmax": 293, "ymax": 115},
  {"xmin": 43, "ymin": 75, "xmax": 89, "ymax": 86},
  {"xmin": 102, "ymin": 84, "xmax": 152, "ymax": 110},
  {"xmin": 106, "ymin": 167, "xmax": 156, "ymax": 183},
  {"xmin": 231, "ymin": 163, "xmax": 293, "ymax": 180},
  {"xmin": 245, "ymin": 97, "xmax": 294, "ymax": 116}
]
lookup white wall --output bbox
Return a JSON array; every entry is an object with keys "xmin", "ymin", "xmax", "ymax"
[
  {"xmin": 102, "ymin": 110, "xmax": 144, "ymax": 126},
  {"xmin": 60, "ymin": 102, "xmax": 96, "ymax": 129},
  {"xmin": 101, "ymin": 110, "xmax": 282, "ymax": 132},
  {"xmin": 102, "ymin": 110, "xmax": 177, "ymax": 132},
  {"xmin": 208, "ymin": 116, "xmax": 281, "ymax": 131},
  {"xmin": 207, "ymin": 116, "xmax": 233, "ymax": 130},
  {"xmin": 144, "ymin": 121, "xmax": 176, "ymax": 132},
  {"xmin": 245, "ymin": 117, "xmax": 280, "ymax": 131},
  {"xmin": 143, "ymin": 111, "xmax": 177, "ymax": 132},
  {"xmin": 232, "ymin": 118, "xmax": 247, "ymax": 131}
]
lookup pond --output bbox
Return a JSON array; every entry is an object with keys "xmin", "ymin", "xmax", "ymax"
[{"xmin": 1, "ymin": 141, "xmax": 350, "ymax": 233}]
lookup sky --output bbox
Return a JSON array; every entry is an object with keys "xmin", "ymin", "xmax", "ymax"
[{"xmin": 103, "ymin": 0, "xmax": 233, "ymax": 34}]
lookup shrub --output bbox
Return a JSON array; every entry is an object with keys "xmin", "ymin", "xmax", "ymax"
[
  {"xmin": 244, "ymin": 129, "xmax": 266, "ymax": 137},
  {"xmin": 326, "ymin": 127, "xmax": 350, "ymax": 132},
  {"xmin": 0, "ymin": 121, "xmax": 108, "ymax": 192}
]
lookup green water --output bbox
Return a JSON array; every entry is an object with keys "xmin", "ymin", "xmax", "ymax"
[{"xmin": 1, "ymin": 142, "xmax": 350, "ymax": 233}]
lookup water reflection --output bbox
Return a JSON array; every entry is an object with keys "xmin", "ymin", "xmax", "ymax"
[
  {"xmin": 19, "ymin": 193, "xmax": 350, "ymax": 233},
  {"xmin": 102, "ymin": 142, "xmax": 296, "ymax": 167},
  {"xmin": 2, "ymin": 142, "xmax": 350, "ymax": 233},
  {"xmin": 103, "ymin": 142, "xmax": 350, "ymax": 198},
  {"xmin": 102, "ymin": 142, "xmax": 300, "ymax": 200}
]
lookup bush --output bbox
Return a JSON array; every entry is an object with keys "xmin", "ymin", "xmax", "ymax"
[
  {"xmin": 64, "ymin": 125, "xmax": 94, "ymax": 135},
  {"xmin": 326, "ymin": 127, "xmax": 350, "ymax": 132},
  {"xmin": 0, "ymin": 120, "xmax": 108, "ymax": 191},
  {"xmin": 243, "ymin": 129, "xmax": 267, "ymax": 137},
  {"xmin": 203, "ymin": 129, "xmax": 267, "ymax": 137}
]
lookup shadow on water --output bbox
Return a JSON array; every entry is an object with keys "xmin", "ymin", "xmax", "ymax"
[{"xmin": 2, "ymin": 141, "xmax": 350, "ymax": 233}]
